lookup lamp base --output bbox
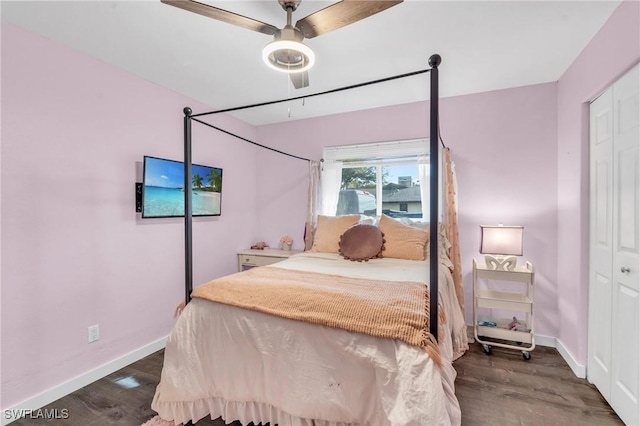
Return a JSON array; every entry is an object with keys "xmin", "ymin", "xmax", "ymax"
[{"xmin": 484, "ymin": 255, "xmax": 518, "ymax": 271}]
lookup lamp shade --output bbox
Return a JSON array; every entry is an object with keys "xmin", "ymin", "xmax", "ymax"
[{"xmin": 480, "ymin": 225, "xmax": 524, "ymax": 256}]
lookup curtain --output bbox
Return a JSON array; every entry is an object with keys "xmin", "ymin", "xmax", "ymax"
[
  {"xmin": 320, "ymin": 160, "xmax": 342, "ymax": 216},
  {"xmin": 443, "ymin": 148, "xmax": 463, "ymax": 312},
  {"xmin": 418, "ymin": 155, "xmax": 429, "ymax": 220},
  {"xmin": 304, "ymin": 161, "xmax": 322, "ymax": 251}
]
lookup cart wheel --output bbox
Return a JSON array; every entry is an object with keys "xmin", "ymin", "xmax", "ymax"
[
  {"xmin": 482, "ymin": 344, "xmax": 492, "ymax": 355},
  {"xmin": 522, "ymin": 351, "xmax": 531, "ymax": 361}
]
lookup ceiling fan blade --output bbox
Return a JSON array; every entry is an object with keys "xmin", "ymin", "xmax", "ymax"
[
  {"xmin": 161, "ymin": 0, "xmax": 278, "ymax": 36},
  {"xmin": 290, "ymin": 71, "xmax": 310, "ymax": 89},
  {"xmin": 295, "ymin": 0, "xmax": 403, "ymax": 39}
]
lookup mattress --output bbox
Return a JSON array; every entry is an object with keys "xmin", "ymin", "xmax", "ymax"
[{"xmin": 151, "ymin": 252, "xmax": 466, "ymax": 426}]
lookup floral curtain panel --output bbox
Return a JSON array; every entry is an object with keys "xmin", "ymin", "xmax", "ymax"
[
  {"xmin": 305, "ymin": 160, "xmax": 322, "ymax": 250},
  {"xmin": 443, "ymin": 148, "xmax": 463, "ymax": 312}
]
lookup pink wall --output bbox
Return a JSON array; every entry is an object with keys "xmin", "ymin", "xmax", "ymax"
[
  {"xmin": 1, "ymin": 24, "xmax": 261, "ymax": 408},
  {"xmin": 556, "ymin": 0, "xmax": 640, "ymax": 365},
  {"xmin": 257, "ymin": 82, "xmax": 559, "ymax": 334}
]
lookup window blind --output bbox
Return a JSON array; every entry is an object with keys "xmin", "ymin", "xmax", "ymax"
[{"xmin": 323, "ymin": 139, "xmax": 429, "ymax": 163}]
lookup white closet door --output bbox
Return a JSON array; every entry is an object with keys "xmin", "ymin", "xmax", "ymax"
[
  {"xmin": 589, "ymin": 63, "xmax": 639, "ymax": 426},
  {"xmin": 610, "ymin": 64, "xmax": 639, "ymax": 426},
  {"xmin": 589, "ymin": 86, "xmax": 614, "ymax": 400}
]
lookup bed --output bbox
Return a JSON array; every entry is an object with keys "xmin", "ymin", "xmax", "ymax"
[
  {"xmin": 151, "ymin": 216, "xmax": 467, "ymax": 426},
  {"xmin": 150, "ymin": 54, "xmax": 466, "ymax": 425}
]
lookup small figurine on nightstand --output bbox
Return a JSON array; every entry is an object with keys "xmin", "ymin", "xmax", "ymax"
[{"xmin": 251, "ymin": 241, "xmax": 269, "ymax": 250}]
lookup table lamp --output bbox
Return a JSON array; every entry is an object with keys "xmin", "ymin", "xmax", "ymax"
[{"xmin": 480, "ymin": 225, "xmax": 524, "ymax": 271}]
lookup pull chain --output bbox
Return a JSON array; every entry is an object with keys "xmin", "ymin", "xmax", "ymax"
[{"xmin": 287, "ymin": 71, "xmax": 292, "ymax": 118}]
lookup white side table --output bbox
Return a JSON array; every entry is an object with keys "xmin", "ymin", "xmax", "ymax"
[{"xmin": 473, "ymin": 258, "xmax": 535, "ymax": 360}]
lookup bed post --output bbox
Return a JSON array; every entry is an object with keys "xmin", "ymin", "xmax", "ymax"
[
  {"xmin": 428, "ymin": 54, "xmax": 441, "ymax": 341},
  {"xmin": 184, "ymin": 107, "xmax": 194, "ymax": 305}
]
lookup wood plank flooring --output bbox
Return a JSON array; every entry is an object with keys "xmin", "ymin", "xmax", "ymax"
[
  {"xmin": 455, "ymin": 341, "xmax": 622, "ymax": 425},
  {"xmin": 10, "ymin": 341, "xmax": 621, "ymax": 426}
]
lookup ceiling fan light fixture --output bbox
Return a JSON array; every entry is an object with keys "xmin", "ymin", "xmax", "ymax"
[{"xmin": 262, "ymin": 39, "xmax": 315, "ymax": 73}]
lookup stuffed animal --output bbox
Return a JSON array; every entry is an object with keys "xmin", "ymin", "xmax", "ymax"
[
  {"xmin": 251, "ymin": 241, "xmax": 269, "ymax": 250},
  {"xmin": 508, "ymin": 316, "xmax": 527, "ymax": 331}
]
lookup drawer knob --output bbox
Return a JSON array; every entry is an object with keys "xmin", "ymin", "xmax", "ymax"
[{"xmin": 621, "ymin": 266, "xmax": 631, "ymax": 274}]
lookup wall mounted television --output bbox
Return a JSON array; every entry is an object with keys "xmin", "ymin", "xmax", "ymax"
[{"xmin": 142, "ymin": 155, "xmax": 223, "ymax": 218}]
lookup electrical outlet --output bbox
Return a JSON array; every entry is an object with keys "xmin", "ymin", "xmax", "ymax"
[{"xmin": 88, "ymin": 324, "xmax": 100, "ymax": 343}]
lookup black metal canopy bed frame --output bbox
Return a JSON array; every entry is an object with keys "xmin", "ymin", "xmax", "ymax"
[
  {"xmin": 152, "ymin": 54, "xmax": 456, "ymax": 426},
  {"xmin": 180, "ymin": 53, "xmax": 443, "ymax": 340}
]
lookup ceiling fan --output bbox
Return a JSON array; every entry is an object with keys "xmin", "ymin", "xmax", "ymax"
[{"xmin": 161, "ymin": 0, "xmax": 403, "ymax": 89}]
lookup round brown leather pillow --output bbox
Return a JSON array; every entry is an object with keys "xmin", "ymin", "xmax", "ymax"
[{"xmin": 338, "ymin": 224, "xmax": 385, "ymax": 262}]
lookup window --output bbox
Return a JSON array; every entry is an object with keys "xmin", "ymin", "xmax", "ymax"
[{"xmin": 323, "ymin": 139, "xmax": 439, "ymax": 219}]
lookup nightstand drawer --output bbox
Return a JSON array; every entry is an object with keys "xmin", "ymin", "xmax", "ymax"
[
  {"xmin": 237, "ymin": 248, "xmax": 303, "ymax": 272},
  {"xmin": 240, "ymin": 254, "xmax": 282, "ymax": 268}
]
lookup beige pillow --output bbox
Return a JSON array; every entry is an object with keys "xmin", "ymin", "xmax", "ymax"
[
  {"xmin": 400, "ymin": 220, "xmax": 454, "ymax": 268},
  {"xmin": 310, "ymin": 215, "xmax": 360, "ymax": 253},
  {"xmin": 378, "ymin": 214, "xmax": 428, "ymax": 261}
]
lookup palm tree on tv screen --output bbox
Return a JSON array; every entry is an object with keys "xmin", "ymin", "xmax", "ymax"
[
  {"xmin": 192, "ymin": 174, "xmax": 203, "ymax": 189},
  {"xmin": 207, "ymin": 169, "xmax": 222, "ymax": 192}
]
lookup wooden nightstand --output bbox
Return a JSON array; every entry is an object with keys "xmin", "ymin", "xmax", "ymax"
[{"xmin": 237, "ymin": 248, "xmax": 303, "ymax": 272}]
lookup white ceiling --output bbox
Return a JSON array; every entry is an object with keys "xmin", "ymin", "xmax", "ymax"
[{"xmin": 2, "ymin": 0, "xmax": 622, "ymax": 126}]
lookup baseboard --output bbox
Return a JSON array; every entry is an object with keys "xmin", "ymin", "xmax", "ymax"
[
  {"xmin": 533, "ymin": 333, "xmax": 555, "ymax": 348},
  {"xmin": 534, "ymin": 333, "xmax": 586, "ymax": 378},
  {"xmin": 469, "ymin": 326, "xmax": 586, "ymax": 379},
  {"xmin": 555, "ymin": 337, "xmax": 586, "ymax": 378},
  {"xmin": 1, "ymin": 336, "xmax": 168, "ymax": 425}
]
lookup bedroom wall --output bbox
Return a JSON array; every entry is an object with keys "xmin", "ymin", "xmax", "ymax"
[
  {"xmin": 256, "ymin": 82, "xmax": 560, "ymax": 337},
  {"xmin": 556, "ymin": 0, "xmax": 640, "ymax": 366},
  {"xmin": 1, "ymin": 23, "xmax": 260, "ymax": 409}
]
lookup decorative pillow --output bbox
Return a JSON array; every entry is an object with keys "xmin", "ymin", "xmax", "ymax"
[
  {"xmin": 305, "ymin": 215, "xmax": 374, "ymax": 251},
  {"xmin": 378, "ymin": 214, "xmax": 429, "ymax": 261},
  {"xmin": 400, "ymin": 219, "xmax": 454, "ymax": 268},
  {"xmin": 310, "ymin": 215, "xmax": 361, "ymax": 253},
  {"xmin": 338, "ymin": 224, "xmax": 385, "ymax": 262}
]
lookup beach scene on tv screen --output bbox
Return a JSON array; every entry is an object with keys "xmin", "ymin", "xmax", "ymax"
[{"xmin": 143, "ymin": 157, "xmax": 222, "ymax": 217}]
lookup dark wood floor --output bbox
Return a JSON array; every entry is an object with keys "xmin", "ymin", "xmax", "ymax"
[
  {"xmin": 455, "ymin": 341, "xmax": 622, "ymax": 425},
  {"xmin": 11, "ymin": 341, "xmax": 621, "ymax": 426}
]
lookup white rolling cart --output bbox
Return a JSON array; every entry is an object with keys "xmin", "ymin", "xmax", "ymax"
[{"xmin": 473, "ymin": 258, "xmax": 535, "ymax": 360}]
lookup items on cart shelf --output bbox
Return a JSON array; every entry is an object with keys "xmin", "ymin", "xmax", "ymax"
[
  {"xmin": 508, "ymin": 316, "xmax": 529, "ymax": 332},
  {"xmin": 477, "ymin": 316, "xmax": 497, "ymax": 327},
  {"xmin": 477, "ymin": 316, "xmax": 531, "ymax": 332}
]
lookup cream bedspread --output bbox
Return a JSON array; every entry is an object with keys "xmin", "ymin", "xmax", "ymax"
[
  {"xmin": 152, "ymin": 252, "xmax": 466, "ymax": 426},
  {"xmin": 191, "ymin": 266, "xmax": 443, "ymax": 365}
]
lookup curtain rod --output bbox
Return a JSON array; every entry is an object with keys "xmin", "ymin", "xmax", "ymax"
[
  {"xmin": 191, "ymin": 117, "xmax": 312, "ymax": 162},
  {"xmin": 192, "ymin": 68, "xmax": 431, "ymax": 118}
]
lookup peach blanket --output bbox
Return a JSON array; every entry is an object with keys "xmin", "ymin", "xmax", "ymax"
[{"xmin": 192, "ymin": 266, "xmax": 444, "ymax": 365}]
